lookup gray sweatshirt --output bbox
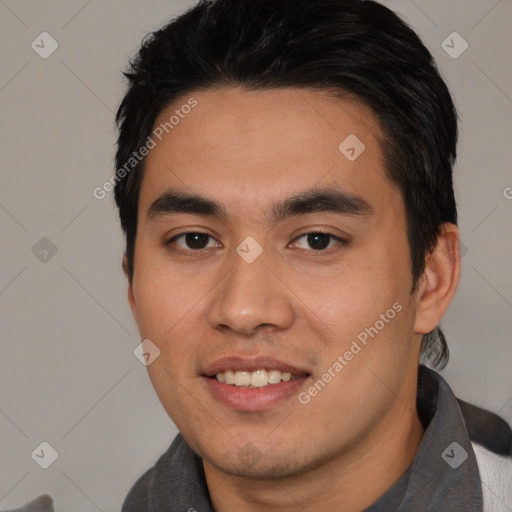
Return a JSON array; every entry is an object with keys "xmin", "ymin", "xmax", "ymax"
[{"xmin": 121, "ymin": 366, "xmax": 512, "ymax": 511}]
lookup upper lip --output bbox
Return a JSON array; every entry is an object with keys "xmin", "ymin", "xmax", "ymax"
[{"xmin": 203, "ymin": 356, "xmax": 310, "ymax": 377}]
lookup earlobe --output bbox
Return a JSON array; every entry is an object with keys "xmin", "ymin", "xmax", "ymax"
[{"xmin": 413, "ymin": 223, "xmax": 461, "ymax": 334}]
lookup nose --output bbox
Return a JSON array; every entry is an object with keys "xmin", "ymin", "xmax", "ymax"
[{"xmin": 207, "ymin": 249, "xmax": 295, "ymax": 336}]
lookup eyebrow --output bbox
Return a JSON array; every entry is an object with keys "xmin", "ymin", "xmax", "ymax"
[{"xmin": 146, "ymin": 188, "xmax": 374, "ymax": 224}]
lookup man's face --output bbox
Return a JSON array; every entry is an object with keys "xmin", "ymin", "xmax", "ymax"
[{"xmin": 128, "ymin": 87, "xmax": 422, "ymax": 478}]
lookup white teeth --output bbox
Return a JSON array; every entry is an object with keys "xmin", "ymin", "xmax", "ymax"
[
  {"xmin": 214, "ymin": 369, "xmax": 301, "ymax": 387},
  {"xmin": 267, "ymin": 370, "xmax": 282, "ymax": 384},
  {"xmin": 251, "ymin": 369, "xmax": 268, "ymax": 388},
  {"xmin": 234, "ymin": 371, "xmax": 251, "ymax": 387}
]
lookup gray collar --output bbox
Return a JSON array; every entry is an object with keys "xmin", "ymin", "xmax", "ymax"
[{"xmin": 364, "ymin": 365, "xmax": 482, "ymax": 511}]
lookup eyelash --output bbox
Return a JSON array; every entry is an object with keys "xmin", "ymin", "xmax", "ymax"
[{"xmin": 164, "ymin": 231, "xmax": 349, "ymax": 257}]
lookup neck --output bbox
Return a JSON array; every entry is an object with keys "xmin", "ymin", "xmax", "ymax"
[{"xmin": 204, "ymin": 399, "xmax": 425, "ymax": 511}]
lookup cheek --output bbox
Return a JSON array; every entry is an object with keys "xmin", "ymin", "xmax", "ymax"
[
  {"xmin": 131, "ymin": 259, "xmax": 199, "ymax": 337},
  {"xmin": 305, "ymin": 261, "xmax": 414, "ymax": 378},
  {"xmin": 303, "ymin": 263, "xmax": 405, "ymax": 334},
  {"xmin": 131, "ymin": 263, "xmax": 211, "ymax": 378}
]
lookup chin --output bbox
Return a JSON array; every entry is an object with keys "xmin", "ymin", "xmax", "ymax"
[
  {"xmin": 212, "ymin": 457, "xmax": 303, "ymax": 480},
  {"xmin": 203, "ymin": 442, "xmax": 325, "ymax": 481}
]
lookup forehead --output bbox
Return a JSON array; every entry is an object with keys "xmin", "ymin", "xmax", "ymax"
[{"xmin": 139, "ymin": 87, "xmax": 397, "ymax": 218}]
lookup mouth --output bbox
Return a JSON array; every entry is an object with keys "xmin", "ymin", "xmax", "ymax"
[
  {"xmin": 202, "ymin": 357, "xmax": 311, "ymax": 411},
  {"xmin": 210, "ymin": 369, "xmax": 306, "ymax": 388}
]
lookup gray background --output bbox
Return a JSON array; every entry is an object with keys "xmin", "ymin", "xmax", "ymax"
[{"xmin": 0, "ymin": 0, "xmax": 511, "ymax": 510}]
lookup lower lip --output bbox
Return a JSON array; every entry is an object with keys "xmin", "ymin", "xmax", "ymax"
[{"xmin": 202, "ymin": 376, "xmax": 308, "ymax": 411}]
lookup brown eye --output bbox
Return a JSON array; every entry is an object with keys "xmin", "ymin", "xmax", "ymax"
[
  {"xmin": 306, "ymin": 233, "xmax": 331, "ymax": 250},
  {"xmin": 293, "ymin": 232, "xmax": 346, "ymax": 252},
  {"xmin": 166, "ymin": 232, "xmax": 220, "ymax": 252},
  {"xmin": 183, "ymin": 233, "xmax": 210, "ymax": 250}
]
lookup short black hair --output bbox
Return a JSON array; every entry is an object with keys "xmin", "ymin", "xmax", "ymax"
[{"xmin": 114, "ymin": 0, "xmax": 458, "ymax": 369}]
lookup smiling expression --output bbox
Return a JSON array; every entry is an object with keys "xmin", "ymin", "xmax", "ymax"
[{"xmin": 127, "ymin": 86, "xmax": 424, "ymax": 479}]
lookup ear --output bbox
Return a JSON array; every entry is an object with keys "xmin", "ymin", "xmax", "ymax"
[
  {"xmin": 413, "ymin": 223, "xmax": 461, "ymax": 334},
  {"xmin": 122, "ymin": 253, "xmax": 137, "ymax": 317}
]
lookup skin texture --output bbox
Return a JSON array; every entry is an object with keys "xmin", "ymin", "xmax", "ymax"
[{"xmin": 126, "ymin": 87, "xmax": 461, "ymax": 511}]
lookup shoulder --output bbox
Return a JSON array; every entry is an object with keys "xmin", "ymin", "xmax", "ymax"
[
  {"xmin": 458, "ymin": 399, "xmax": 512, "ymax": 511},
  {"xmin": 121, "ymin": 434, "xmax": 186, "ymax": 512},
  {"xmin": 458, "ymin": 399, "xmax": 512, "ymax": 456},
  {"xmin": 121, "ymin": 466, "xmax": 154, "ymax": 512}
]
